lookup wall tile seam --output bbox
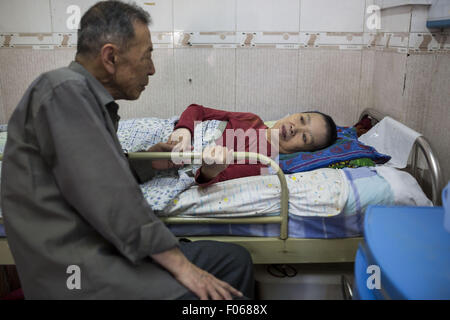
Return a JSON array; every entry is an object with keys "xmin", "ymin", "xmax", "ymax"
[{"xmin": 1, "ymin": 31, "xmax": 449, "ymax": 50}]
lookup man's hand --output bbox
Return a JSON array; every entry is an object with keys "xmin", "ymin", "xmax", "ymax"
[
  {"xmin": 151, "ymin": 247, "xmax": 243, "ymax": 300},
  {"xmin": 146, "ymin": 142, "xmax": 180, "ymax": 170},
  {"xmin": 174, "ymin": 259, "xmax": 243, "ymax": 300},
  {"xmin": 198, "ymin": 145, "xmax": 233, "ymax": 182}
]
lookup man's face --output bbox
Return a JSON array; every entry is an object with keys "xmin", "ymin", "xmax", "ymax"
[
  {"xmin": 271, "ymin": 112, "xmax": 328, "ymax": 153},
  {"xmin": 114, "ymin": 21, "xmax": 155, "ymax": 100}
]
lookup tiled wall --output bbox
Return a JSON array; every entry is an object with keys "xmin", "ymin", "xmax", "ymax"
[
  {"xmin": 0, "ymin": 0, "xmax": 449, "ymax": 183},
  {"xmin": 377, "ymin": 50, "xmax": 450, "ymax": 187}
]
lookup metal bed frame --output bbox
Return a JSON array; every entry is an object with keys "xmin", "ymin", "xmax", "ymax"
[{"xmin": 0, "ymin": 108, "xmax": 443, "ymax": 265}]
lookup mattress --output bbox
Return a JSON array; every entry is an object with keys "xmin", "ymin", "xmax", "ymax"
[{"xmin": 168, "ymin": 211, "xmax": 364, "ymax": 239}]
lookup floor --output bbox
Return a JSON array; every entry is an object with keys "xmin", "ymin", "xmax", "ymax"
[
  {"xmin": 1, "ymin": 263, "xmax": 356, "ymax": 300},
  {"xmin": 253, "ymin": 263, "xmax": 355, "ymax": 300}
]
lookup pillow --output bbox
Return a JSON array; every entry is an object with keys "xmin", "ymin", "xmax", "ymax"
[
  {"xmin": 278, "ymin": 137, "xmax": 391, "ymax": 174},
  {"xmin": 337, "ymin": 126, "xmax": 358, "ymax": 140}
]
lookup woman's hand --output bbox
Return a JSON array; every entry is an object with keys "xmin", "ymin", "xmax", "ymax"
[
  {"xmin": 168, "ymin": 128, "xmax": 193, "ymax": 165},
  {"xmin": 168, "ymin": 128, "xmax": 192, "ymax": 153},
  {"xmin": 199, "ymin": 145, "xmax": 234, "ymax": 182}
]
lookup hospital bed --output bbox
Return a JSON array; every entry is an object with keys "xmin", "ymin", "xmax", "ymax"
[{"xmin": 0, "ymin": 108, "xmax": 443, "ymax": 265}]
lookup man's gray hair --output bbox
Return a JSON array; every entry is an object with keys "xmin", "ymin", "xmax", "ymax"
[{"xmin": 77, "ymin": 1, "xmax": 151, "ymax": 57}]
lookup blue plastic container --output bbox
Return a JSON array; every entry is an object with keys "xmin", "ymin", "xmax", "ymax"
[{"xmin": 354, "ymin": 205, "xmax": 450, "ymax": 300}]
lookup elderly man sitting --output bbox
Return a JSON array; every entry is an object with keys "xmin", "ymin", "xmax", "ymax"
[{"xmin": 1, "ymin": 1, "xmax": 254, "ymax": 300}]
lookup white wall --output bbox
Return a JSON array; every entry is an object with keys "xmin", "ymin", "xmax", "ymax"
[
  {"xmin": 0, "ymin": 0, "xmax": 449, "ymax": 183},
  {"xmin": 2, "ymin": 0, "xmax": 447, "ymax": 121}
]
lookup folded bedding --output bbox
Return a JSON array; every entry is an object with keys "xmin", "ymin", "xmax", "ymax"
[{"xmin": 359, "ymin": 116, "xmax": 421, "ymax": 168}]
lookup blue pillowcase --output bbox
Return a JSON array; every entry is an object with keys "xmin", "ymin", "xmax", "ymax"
[
  {"xmin": 278, "ymin": 126, "xmax": 390, "ymax": 174},
  {"xmin": 336, "ymin": 126, "xmax": 358, "ymax": 139}
]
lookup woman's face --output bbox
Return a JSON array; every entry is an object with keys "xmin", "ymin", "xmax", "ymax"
[{"xmin": 270, "ymin": 112, "xmax": 328, "ymax": 153}]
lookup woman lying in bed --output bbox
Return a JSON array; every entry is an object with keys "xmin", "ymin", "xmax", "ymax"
[{"xmin": 168, "ymin": 104, "xmax": 337, "ymax": 185}]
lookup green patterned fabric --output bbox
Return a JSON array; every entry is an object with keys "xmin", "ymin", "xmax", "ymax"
[{"xmin": 328, "ymin": 157, "xmax": 375, "ymax": 169}]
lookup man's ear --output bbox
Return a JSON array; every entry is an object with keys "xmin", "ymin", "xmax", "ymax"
[{"xmin": 100, "ymin": 44, "xmax": 117, "ymax": 75}]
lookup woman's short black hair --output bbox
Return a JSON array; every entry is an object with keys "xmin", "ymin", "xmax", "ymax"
[
  {"xmin": 77, "ymin": 1, "xmax": 151, "ymax": 57},
  {"xmin": 305, "ymin": 111, "xmax": 338, "ymax": 150}
]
